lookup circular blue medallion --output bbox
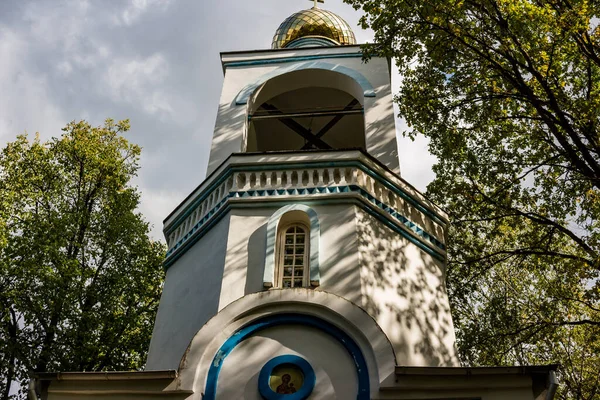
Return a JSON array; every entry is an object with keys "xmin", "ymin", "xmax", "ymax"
[{"xmin": 258, "ymin": 355, "xmax": 315, "ymax": 400}]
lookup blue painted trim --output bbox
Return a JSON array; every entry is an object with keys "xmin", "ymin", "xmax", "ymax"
[
  {"xmin": 163, "ymin": 194, "xmax": 445, "ymax": 271},
  {"xmin": 163, "ymin": 203, "xmax": 232, "ymax": 269},
  {"xmin": 164, "ymin": 177, "xmax": 232, "ymax": 236},
  {"xmin": 223, "ymin": 53, "xmax": 363, "ymax": 69},
  {"xmin": 163, "ymin": 160, "xmax": 450, "ymax": 269},
  {"xmin": 258, "ymin": 355, "xmax": 316, "ymax": 400},
  {"xmin": 234, "ymin": 60, "xmax": 376, "ymax": 105},
  {"xmin": 204, "ymin": 314, "xmax": 370, "ymax": 400},
  {"xmin": 264, "ymin": 205, "xmax": 320, "ymax": 287},
  {"xmin": 348, "ymin": 185, "xmax": 445, "ymax": 250},
  {"xmin": 354, "ymin": 164, "xmax": 447, "ymax": 227},
  {"xmin": 359, "ymin": 200, "xmax": 444, "ymax": 262},
  {"xmin": 166, "ymin": 185, "xmax": 444, "ymax": 257},
  {"xmin": 164, "ymin": 160, "xmax": 446, "ymax": 236}
]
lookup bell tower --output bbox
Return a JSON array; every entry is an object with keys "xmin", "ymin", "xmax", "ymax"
[
  {"xmin": 147, "ymin": 2, "xmax": 459, "ymax": 398},
  {"xmin": 33, "ymin": 3, "xmax": 559, "ymax": 400}
]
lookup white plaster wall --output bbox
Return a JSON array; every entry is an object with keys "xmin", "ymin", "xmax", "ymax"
[
  {"xmin": 316, "ymin": 203, "xmax": 361, "ymax": 303},
  {"xmin": 207, "ymin": 65, "xmax": 250, "ymax": 175},
  {"xmin": 359, "ymin": 57, "xmax": 399, "ymax": 173},
  {"xmin": 41, "ymin": 371, "xmax": 546, "ymax": 400},
  {"xmin": 46, "ymin": 379, "xmax": 187, "ymax": 400},
  {"xmin": 146, "ymin": 215, "xmax": 232, "ymax": 370},
  {"xmin": 208, "ymin": 48, "xmax": 398, "ymax": 175},
  {"xmin": 218, "ymin": 208, "xmax": 271, "ymax": 310},
  {"xmin": 356, "ymin": 208, "xmax": 459, "ymax": 367},
  {"xmin": 149, "ymin": 201, "xmax": 456, "ymax": 371},
  {"xmin": 150, "ymin": 203, "xmax": 363, "ymax": 371},
  {"xmin": 217, "ymin": 203, "xmax": 361, "ymax": 313},
  {"xmin": 216, "ymin": 325, "xmax": 358, "ymax": 400}
]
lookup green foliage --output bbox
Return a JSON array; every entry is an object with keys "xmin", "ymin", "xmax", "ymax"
[
  {"xmin": 345, "ymin": 0, "xmax": 600, "ymax": 398},
  {"xmin": 0, "ymin": 120, "xmax": 165, "ymax": 399}
]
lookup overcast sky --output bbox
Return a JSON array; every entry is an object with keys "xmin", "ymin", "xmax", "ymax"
[{"xmin": 0, "ymin": 0, "xmax": 436, "ymax": 241}]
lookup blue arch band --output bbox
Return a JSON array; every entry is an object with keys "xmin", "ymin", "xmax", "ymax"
[
  {"xmin": 234, "ymin": 60, "xmax": 376, "ymax": 105},
  {"xmin": 204, "ymin": 313, "xmax": 370, "ymax": 400}
]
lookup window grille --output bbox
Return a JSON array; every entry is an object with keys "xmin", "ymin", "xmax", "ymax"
[{"xmin": 277, "ymin": 224, "xmax": 309, "ymax": 288}]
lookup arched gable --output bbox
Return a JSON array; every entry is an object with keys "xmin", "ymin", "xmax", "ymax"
[
  {"xmin": 169, "ymin": 289, "xmax": 397, "ymax": 397},
  {"xmin": 204, "ymin": 313, "xmax": 370, "ymax": 400}
]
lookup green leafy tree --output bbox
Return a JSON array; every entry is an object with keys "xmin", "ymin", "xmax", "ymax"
[
  {"xmin": 344, "ymin": 0, "xmax": 600, "ymax": 398},
  {"xmin": 0, "ymin": 120, "xmax": 165, "ymax": 399}
]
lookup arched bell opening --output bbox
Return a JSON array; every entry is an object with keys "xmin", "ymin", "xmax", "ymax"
[{"xmin": 246, "ymin": 69, "xmax": 366, "ymax": 153}]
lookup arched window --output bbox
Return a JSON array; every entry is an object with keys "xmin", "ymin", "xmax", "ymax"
[
  {"xmin": 276, "ymin": 223, "xmax": 309, "ymax": 288},
  {"xmin": 264, "ymin": 205, "xmax": 320, "ymax": 289}
]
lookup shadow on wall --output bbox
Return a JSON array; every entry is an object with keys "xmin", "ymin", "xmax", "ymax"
[
  {"xmin": 355, "ymin": 210, "xmax": 456, "ymax": 367},
  {"xmin": 207, "ymin": 99, "xmax": 247, "ymax": 175},
  {"xmin": 319, "ymin": 206, "xmax": 363, "ymax": 305},
  {"xmin": 242, "ymin": 370, "xmax": 261, "ymax": 400},
  {"xmin": 365, "ymin": 94, "xmax": 398, "ymax": 171},
  {"xmin": 220, "ymin": 332, "xmax": 280, "ymax": 400},
  {"xmin": 246, "ymin": 222, "xmax": 267, "ymax": 295},
  {"xmin": 218, "ymin": 209, "xmax": 270, "ymax": 309}
]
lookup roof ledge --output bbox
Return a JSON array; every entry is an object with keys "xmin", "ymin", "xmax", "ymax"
[{"xmin": 34, "ymin": 370, "xmax": 177, "ymax": 381}]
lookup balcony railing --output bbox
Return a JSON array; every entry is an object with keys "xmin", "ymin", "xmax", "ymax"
[{"xmin": 163, "ymin": 150, "xmax": 447, "ymax": 267}]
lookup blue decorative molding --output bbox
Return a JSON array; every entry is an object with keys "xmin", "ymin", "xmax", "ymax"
[
  {"xmin": 223, "ymin": 52, "xmax": 363, "ymax": 69},
  {"xmin": 164, "ymin": 203, "xmax": 232, "ymax": 269},
  {"xmin": 233, "ymin": 60, "xmax": 376, "ymax": 105},
  {"xmin": 229, "ymin": 185, "xmax": 445, "ymax": 253},
  {"xmin": 164, "ymin": 160, "xmax": 446, "ymax": 236},
  {"xmin": 163, "ymin": 156, "xmax": 450, "ymax": 269},
  {"xmin": 264, "ymin": 205, "xmax": 321, "ymax": 287},
  {"xmin": 228, "ymin": 186, "xmax": 445, "ymax": 253},
  {"xmin": 165, "ymin": 185, "xmax": 444, "ymax": 256},
  {"xmin": 163, "ymin": 186, "xmax": 446, "ymax": 269},
  {"xmin": 258, "ymin": 355, "xmax": 316, "ymax": 400},
  {"xmin": 354, "ymin": 163, "xmax": 447, "ymax": 227},
  {"xmin": 203, "ymin": 313, "xmax": 370, "ymax": 400}
]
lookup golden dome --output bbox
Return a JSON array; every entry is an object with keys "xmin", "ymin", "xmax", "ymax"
[{"xmin": 272, "ymin": 7, "xmax": 356, "ymax": 49}]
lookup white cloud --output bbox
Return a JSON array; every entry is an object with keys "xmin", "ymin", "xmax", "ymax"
[
  {"xmin": 105, "ymin": 53, "xmax": 173, "ymax": 116},
  {"xmin": 136, "ymin": 187, "xmax": 183, "ymax": 241},
  {"xmin": 391, "ymin": 62, "xmax": 437, "ymax": 192},
  {"xmin": 117, "ymin": 0, "xmax": 173, "ymax": 26},
  {"xmin": 56, "ymin": 60, "xmax": 74, "ymax": 76},
  {"xmin": 21, "ymin": 0, "xmax": 113, "ymax": 74},
  {"xmin": 0, "ymin": 27, "xmax": 65, "ymax": 142},
  {"xmin": 72, "ymin": 45, "xmax": 111, "ymax": 69},
  {"xmin": 22, "ymin": 0, "xmax": 91, "ymax": 51},
  {"xmin": 397, "ymin": 132, "xmax": 437, "ymax": 192}
]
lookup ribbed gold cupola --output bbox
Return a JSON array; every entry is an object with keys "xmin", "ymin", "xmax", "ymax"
[{"xmin": 271, "ymin": 6, "xmax": 356, "ymax": 49}]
